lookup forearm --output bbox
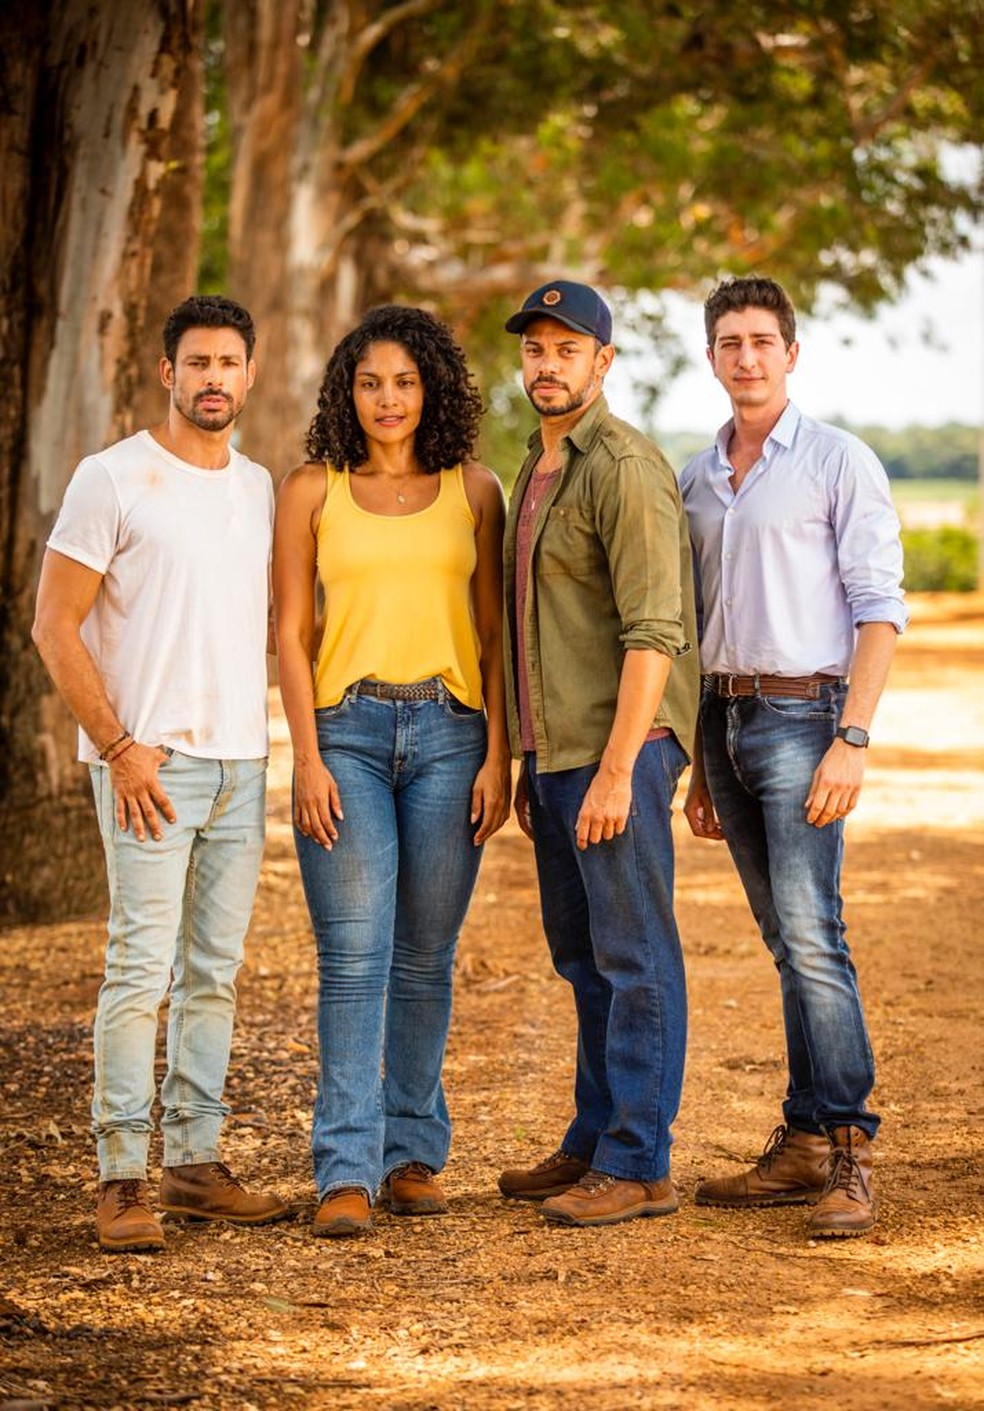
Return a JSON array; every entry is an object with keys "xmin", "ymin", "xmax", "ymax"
[
  {"xmin": 599, "ymin": 648, "xmax": 673, "ymax": 779},
  {"xmin": 275, "ymin": 634, "xmax": 321, "ymax": 765},
  {"xmin": 842, "ymin": 622, "xmax": 899, "ymax": 731},
  {"xmin": 477, "ymin": 629, "xmax": 510, "ymax": 763},
  {"xmin": 34, "ymin": 625, "xmax": 126, "ymax": 755}
]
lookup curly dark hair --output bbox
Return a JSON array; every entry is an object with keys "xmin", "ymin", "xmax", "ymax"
[
  {"xmin": 305, "ymin": 305, "xmax": 484, "ymax": 474},
  {"xmin": 162, "ymin": 295, "xmax": 255, "ymax": 363},
  {"xmin": 703, "ymin": 277, "xmax": 797, "ymax": 349}
]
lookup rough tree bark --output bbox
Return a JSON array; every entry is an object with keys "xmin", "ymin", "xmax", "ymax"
[{"xmin": 0, "ymin": 1, "xmax": 198, "ymax": 923}]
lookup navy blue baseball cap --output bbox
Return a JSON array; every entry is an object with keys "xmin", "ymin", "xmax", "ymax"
[{"xmin": 505, "ymin": 280, "xmax": 613, "ymax": 344}]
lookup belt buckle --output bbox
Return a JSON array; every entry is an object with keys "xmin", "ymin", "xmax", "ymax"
[{"xmin": 726, "ymin": 673, "xmax": 737, "ymax": 698}]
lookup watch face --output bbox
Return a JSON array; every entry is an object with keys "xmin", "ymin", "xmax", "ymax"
[{"xmin": 839, "ymin": 725, "xmax": 869, "ymax": 747}]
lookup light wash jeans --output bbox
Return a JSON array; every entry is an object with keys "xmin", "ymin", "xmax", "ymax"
[
  {"xmin": 699, "ymin": 683, "xmax": 879, "ymax": 1138},
  {"xmin": 293, "ymin": 685, "xmax": 487, "ymax": 1201},
  {"xmin": 527, "ymin": 735, "xmax": 689, "ymax": 1182},
  {"xmin": 89, "ymin": 752, "xmax": 266, "ymax": 1179}
]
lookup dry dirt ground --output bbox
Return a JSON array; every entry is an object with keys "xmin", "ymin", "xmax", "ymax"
[{"xmin": 2, "ymin": 593, "xmax": 982, "ymax": 1411}]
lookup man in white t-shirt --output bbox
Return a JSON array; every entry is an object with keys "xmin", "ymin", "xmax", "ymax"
[{"xmin": 33, "ymin": 296, "xmax": 287, "ymax": 1252}]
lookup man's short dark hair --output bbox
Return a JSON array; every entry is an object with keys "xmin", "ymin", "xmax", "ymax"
[
  {"xmin": 704, "ymin": 277, "xmax": 796, "ymax": 349},
  {"xmin": 162, "ymin": 296, "xmax": 256, "ymax": 364}
]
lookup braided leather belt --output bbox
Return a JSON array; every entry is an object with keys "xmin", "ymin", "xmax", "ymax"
[
  {"xmin": 355, "ymin": 678, "xmax": 442, "ymax": 702},
  {"xmin": 705, "ymin": 672, "xmax": 843, "ymax": 701}
]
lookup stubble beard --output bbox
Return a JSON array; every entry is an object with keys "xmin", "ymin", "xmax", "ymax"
[{"xmin": 527, "ymin": 377, "xmax": 594, "ymax": 418}]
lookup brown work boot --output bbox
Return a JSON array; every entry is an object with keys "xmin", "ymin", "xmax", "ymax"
[
  {"xmin": 542, "ymin": 1169, "xmax": 679, "ymax": 1227},
  {"xmin": 312, "ymin": 1187, "xmax": 372, "ymax": 1238},
  {"xmin": 381, "ymin": 1162, "xmax": 448, "ymax": 1215},
  {"xmin": 695, "ymin": 1125, "xmax": 829, "ymax": 1207},
  {"xmin": 805, "ymin": 1126, "xmax": 877, "ymax": 1238},
  {"xmin": 498, "ymin": 1148, "xmax": 591, "ymax": 1201},
  {"xmin": 96, "ymin": 1179, "xmax": 165, "ymax": 1253},
  {"xmin": 159, "ymin": 1161, "xmax": 288, "ymax": 1225}
]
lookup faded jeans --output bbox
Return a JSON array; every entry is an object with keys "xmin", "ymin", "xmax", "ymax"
[
  {"xmin": 294, "ymin": 686, "xmax": 487, "ymax": 1201},
  {"xmin": 89, "ymin": 752, "xmax": 266, "ymax": 1179},
  {"xmin": 699, "ymin": 684, "xmax": 878, "ymax": 1138}
]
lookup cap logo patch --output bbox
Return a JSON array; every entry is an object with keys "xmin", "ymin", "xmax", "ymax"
[{"xmin": 542, "ymin": 289, "xmax": 562, "ymax": 306}]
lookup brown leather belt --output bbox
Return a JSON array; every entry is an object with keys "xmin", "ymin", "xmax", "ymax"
[
  {"xmin": 704, "ymin": 672, "xmax": 843, "ymax": 701},
  {"xmin": 355, "ymin": 678, "xmax": 442, "ymax": 702}
]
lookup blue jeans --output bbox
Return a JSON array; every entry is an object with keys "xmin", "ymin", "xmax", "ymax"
[
  {"xmin": 89, "ymin": 752, "xmax": 267, "ymax": 1180},
  {"xmin": 526, "ymin": 735, "xmax": 688, "ymax": 1182},
  {"xmin": 699, "ymin": 684, "xmax": 878, "ymax": 1138},
  {"xmin": 294, "ymin": 686, "xmax": 487, "ymax": 1200}
]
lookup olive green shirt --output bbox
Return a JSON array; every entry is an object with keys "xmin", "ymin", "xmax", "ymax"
[{"xmin": 504, "ymin": 395, "xmax": 699, "ymax": 771}]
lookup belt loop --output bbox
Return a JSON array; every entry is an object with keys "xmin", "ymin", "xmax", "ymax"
[
  {"xmin": 726, "ymin": 673, "xmax": 735, "ymax": 698},
  {"xmin": 752, "ymin": 673, "xmax": 760, "ymax": 696}
]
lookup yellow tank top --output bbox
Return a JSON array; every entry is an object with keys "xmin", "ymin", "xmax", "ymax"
[{"xmin": 313, "ymin": 464, "xmax": 483, "ymax": 709}]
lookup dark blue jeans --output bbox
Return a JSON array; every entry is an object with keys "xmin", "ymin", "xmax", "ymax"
[
  {"xmin": 700, "ymin": 684, "xmax": 878, "ymax": 1139},
  {"xmin": 527, "ymin": 736, "xmax": 688, "ymax": 1182}
]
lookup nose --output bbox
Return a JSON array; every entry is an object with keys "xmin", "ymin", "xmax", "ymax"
[{"xmin": 736, "ymin": 340, "xmax": 757, "ymax": 368}]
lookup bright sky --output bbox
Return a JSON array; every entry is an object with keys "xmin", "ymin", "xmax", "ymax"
[{"xmin": 608, "ymin": 248, "xmax": 984, "ymax": 435}]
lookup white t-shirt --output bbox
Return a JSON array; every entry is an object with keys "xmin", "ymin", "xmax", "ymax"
[{"xmin": 48, "ymin": 430, "xmax": 274, "ymax": 763}]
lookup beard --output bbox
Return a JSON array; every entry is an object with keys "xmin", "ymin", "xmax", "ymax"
[
  {"xmin": 526, "ymin": 375, "xmax": 595, "ymax": 418},
  {"xmin": 175, "ymin": 389, "xmax": 240, "ymax": 432}
]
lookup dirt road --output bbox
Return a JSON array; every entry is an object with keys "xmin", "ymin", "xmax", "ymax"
[{"xmin": 1, "ymin": 594, "xmax": 982, "ymax": 1410}]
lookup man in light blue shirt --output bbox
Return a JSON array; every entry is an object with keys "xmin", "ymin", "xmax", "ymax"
[{"xmin": 680, "ymin": 276, "xmax": 906, "ymax": 1239}]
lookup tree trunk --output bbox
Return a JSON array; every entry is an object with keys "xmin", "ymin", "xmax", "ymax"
[{"xmin": 0, "ymin": 1, "xmax": 196, "ymax": 924}]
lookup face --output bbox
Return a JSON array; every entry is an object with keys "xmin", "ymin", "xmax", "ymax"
[
  {"xmin": 161, "ymin": 327, "xmax": 255, "ymax": 432},
  {"xmin": 520, "ymin": 318, "xmax": 613, "ymax": 418},
  {"xmin": 707, "ymin": 308, "xmax": 798, "ymax": 414},
  {"xmin": 352, "ymin": 341, "xmax": 425, "ymax": 446}
]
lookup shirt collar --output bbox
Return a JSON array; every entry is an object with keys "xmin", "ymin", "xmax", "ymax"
[
  {"xmin": 713, "ymin": 400, "xmax": 802, "ymax": 471},
  {"xmin": 525, "ymin": 393, "xmax": 610, "ymax": 455}
]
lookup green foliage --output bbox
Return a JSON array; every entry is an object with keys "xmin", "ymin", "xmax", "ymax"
[
  {"xmin": 198, "ymin": 0, "xmax": 231, "ymax": 293},
  {"xmin": 851, "ymin": 423, "xmax": 979, "ymax": 479},
  {"xmin": 902, "ymin": 525, "xmax": 978, "ymax": 591}
]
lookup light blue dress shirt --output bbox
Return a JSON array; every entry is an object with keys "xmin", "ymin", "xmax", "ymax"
[{"xmin": 680, "ymin": 402, "xmax": 907, "ymax": 677}]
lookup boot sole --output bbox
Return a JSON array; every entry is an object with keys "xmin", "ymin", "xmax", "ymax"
[
  {"xmin": 544, "ymin": 1200, "xmax": 679, "ymax": 1227},
  {"xmin": 498, "ymin": 1184, "xmax": 579, "ymax": 1201},
  {"xmin": 694, "ymin": 1191, "xmax": 822, "ymax": 1208},
  {"xmin": 312, "ymin": 1218, "xmax": 372, "ymax": 1238},
  {"xmin": 387, "ymin": 1200, "xmax": 448, "ymax": 1216},
  {"xmin": 98, "ymin": 1233, "xmax": 165, "ymax": 1253},
  {"xmin": 160, "ymin": 1204, "xmax": 289, "ymax": 1225}
]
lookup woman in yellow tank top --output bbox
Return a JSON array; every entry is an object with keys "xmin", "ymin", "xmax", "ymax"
[{"xmin": 274, "ymin": 306, "xmax": 510, "ymax": 1237}]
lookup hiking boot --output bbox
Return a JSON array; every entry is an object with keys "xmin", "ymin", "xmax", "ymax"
[
  {"xmin": 805, "ymin": 1126, "xmax": 877, "ymax": 1238},
  {"xmin": 96, "ymin": 1179, "xmax": 165, "ymax": 1253},
  {"xmin": 159, "ymin": 1161, "xmax": 288, "ymax": 1225},
  {"xmin": 381, "ymin": 1163, "xmax": 448, "ymax": 1215},
  {"xmin": 542, "ymin": 1169, "xmax": 679, "ymax": 1227},
  {"xmin": 498, "ymin": 1148, "xmax": 591, "ymax": 1201},
  {"xmin": 312, "ymin": 1187, "xmax": 372, "ymax": 1238},
  {"xmin": 695, "ymin": 1125, "xmax": 829, "ymax": 1208}
]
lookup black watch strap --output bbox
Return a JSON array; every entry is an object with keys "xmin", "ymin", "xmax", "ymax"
[{"xmin": 836, "ymin": 725, "xmax": 870, "ymax": 748}]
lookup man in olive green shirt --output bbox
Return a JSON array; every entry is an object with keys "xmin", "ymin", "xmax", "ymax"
[{"xmin": 496, "ymin": 280, "xmax": 699, "ymax": 1228}]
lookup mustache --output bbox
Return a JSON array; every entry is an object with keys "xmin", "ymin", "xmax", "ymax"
[
  {"xmin": 194, "ymin": 390, "xmax": 233, "ymax": 404},
  {"xmin": 532, "ymin": 379, "xmax": 569, "ymax": 391}
]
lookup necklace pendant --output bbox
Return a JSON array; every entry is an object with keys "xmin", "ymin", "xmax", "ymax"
[{"xmin": 396, "ymin": 491, "xmax": 406, "ymax": 504}]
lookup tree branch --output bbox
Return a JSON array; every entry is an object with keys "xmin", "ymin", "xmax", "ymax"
[{"xmin": 338, "ymin": 0, "xmax": 445, "ymax": 108}]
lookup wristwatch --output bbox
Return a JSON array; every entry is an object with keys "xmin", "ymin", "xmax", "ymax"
[{"xmin": 836, "ymin": 725, "xmax": 870, "ymax": 748}]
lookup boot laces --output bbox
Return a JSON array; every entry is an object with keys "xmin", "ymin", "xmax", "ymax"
[
  {"xmin": 389, "ymin": 1162, "xmax": 433, "ymax": 1181},
  {"xmin": 757, "ymin": 1125, "xmax": 791, "ymax": 1172},
  {"xmin": 575, "ymin": 1169, "xmax": 616, "ymax": 1194},
  {"xmin": 823, "ymin": 1146, "xmax": 868, "ymax": 1202},
  {"xmin": 533, "ymin": 1149, "xmax": 574, "ymax": 1173},
  {"xmin": 113, "ymin": 1179, "xmax": 149, "ymax": 1211},
  {"xmin": 211, "ymin": 1161, "xmax": 245, "ymax": 1190}
]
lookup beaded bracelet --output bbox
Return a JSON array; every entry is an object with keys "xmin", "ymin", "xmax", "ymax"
[
  {"xmin": 98, "ymin": 730, "xmax": 130, "ymax": 761},
  {"xmin": 107, "ymin": 739, "xmax": 136, "ymax": 764}
]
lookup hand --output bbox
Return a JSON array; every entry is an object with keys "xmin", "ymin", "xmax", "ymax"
[
  {"xmin": 805, "ymin": 738, "xmax": 866, "ymax": 827},
  {"xmin": 514, "ymin": 760, "xmax": 534, "ymax": 841},
  {"xmin": 684, "ymin": 773, "xmax": 724, "ymax": 841},
  {"xmin": 293, "ymin": 758, "xmax": 343, "ymax": 849},
  {"xmin": 471, "ymin": 755, "xmax": 512, "ymax": 845},
  {"xmin": 575, "ymin": 764, "xmax": 632, "ymax": 851},
  {"xmin": 110, "ymin": 742, "xmax": 176, "ymax": 842}
]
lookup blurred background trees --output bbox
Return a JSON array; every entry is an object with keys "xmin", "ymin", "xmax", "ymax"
[{"xmin": 1, "ymin": 0, "xmax": 980, "ymax": 920}]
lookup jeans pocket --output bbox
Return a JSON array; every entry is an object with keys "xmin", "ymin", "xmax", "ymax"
[
  {"xmin": 441, "ymin": 694, "xmax": 484, "ymax": 720},
  {"xmin": 759, "ymin": 695, "xmax": 838, "ymax": 722}
]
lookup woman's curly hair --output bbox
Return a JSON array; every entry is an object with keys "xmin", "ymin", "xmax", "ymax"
[{"xmin": 305, "ymin": 305, "xmax": 484, "ymax": 474}]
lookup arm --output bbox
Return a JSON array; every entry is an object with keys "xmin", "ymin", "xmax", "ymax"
[
  {"xmin": 32, "ymin": 549, "xmax": 175, "ymax": 841},
  {"xmin": 804, "ymin": 620, "xmax": 898, "ymax": 827},
  {"xmin": 575, "ymin": 648, "xmax": 671, "ymax": 850},
  {"xmin": 272, "ymin": 465, "xmax": 342, "ymax": 849},
  {"xmin": 683, "ymin": 718, "xmax": 725, "ymax": 841},
  {"xmin": 463, "ymin": 462, "xmax": 512, "ymax": 844}
]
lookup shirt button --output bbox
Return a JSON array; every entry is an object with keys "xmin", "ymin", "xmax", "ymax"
[{"xmin": 725, "ymin": 597, "xmax": 733, "ymax": 607}]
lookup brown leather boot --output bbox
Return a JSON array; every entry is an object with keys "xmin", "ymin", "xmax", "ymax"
[
  {"xmin": 159, "ymin": 1162, "xmax": 288, "ymax": 1225},
  {"xmin": 381, "ymin": 1162, "xmax": 448, "ymax": 1215},
  {"xmin": 96, "ymin": 1179, "xmax": 165, "ymax": 1253},
  {"xmin": 542, "ymin": 1169, "xmax": 678, "ymax": 1227},
  {"xmin": 498, "ymin": 1148, "xmax": 591, "ymax": 1201},
  {"xmin": 805, "ymin": 1126, "xmax": 877, "ymax": 1237},
  {"xmin": 312, "ymin": 1187, "xmax": 372, "ymax": 1238},
  {"xmin": 695, "ymin": 1125, "xmax": 830, "ymax": 1207}
]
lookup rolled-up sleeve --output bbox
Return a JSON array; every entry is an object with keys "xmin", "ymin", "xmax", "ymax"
[
  {"xmin": 831, "ymin": 442, "xmax": 908, "ymax": 634},
  {"xmin": 593, "ymin": 453, "xmax": 690, "ymax": 658}
]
